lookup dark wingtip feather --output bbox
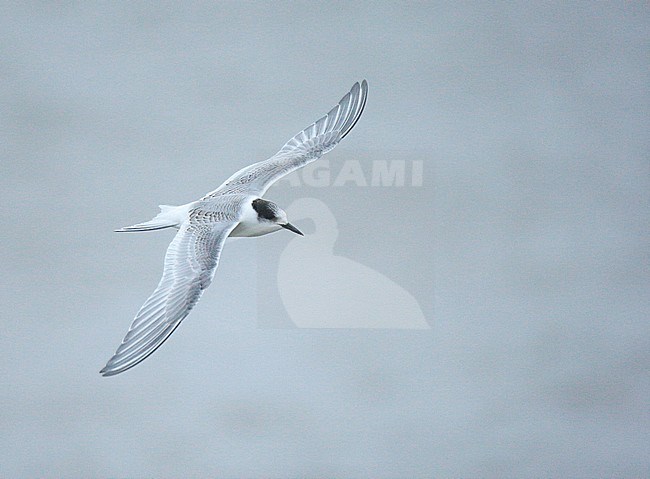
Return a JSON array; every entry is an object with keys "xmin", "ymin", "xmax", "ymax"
[{"xmin": 340, "ymin": 80, "xmax": 368, "ymax": 141}]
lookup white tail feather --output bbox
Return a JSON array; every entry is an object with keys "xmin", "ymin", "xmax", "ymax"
[{"xmin": 115, "ymin": 204, "xmax": 183, "ymax": 232}]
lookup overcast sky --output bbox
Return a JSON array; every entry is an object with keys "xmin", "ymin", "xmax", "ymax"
[{"xmin": 1, "ymin": 2, "xmax": 648, "ymax": 478}]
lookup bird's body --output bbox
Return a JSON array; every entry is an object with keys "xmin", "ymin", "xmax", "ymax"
[{"xmin": 101, "ymin": 80, "xmax": 368, "ymax": 376}]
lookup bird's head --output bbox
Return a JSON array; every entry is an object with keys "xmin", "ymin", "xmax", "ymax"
[{"xmin": 252, "ymin": 198, "xmax": 303, "ymax": 236}]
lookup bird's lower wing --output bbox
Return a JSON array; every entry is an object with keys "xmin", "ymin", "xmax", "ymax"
[
  {"xmin": 203, "ymin": 80, "xmax": 368, "ymax": 198},
  {"xmin": 100, "ymin": 220, "xmax": 237, "ymax": 376}
]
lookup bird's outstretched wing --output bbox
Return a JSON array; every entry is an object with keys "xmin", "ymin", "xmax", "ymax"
[
  {"xmin": 100, "ymin": 217, "xmax": 238, "ymax": 376},
  {"xmin": 203, "ymin": 80, "xmax": 368, "ymax": 199}
]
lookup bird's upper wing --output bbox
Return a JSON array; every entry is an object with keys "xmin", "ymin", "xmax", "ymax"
[
  {"xmin": 100, "ymin": 211, "xmax": 239, "ymax": 376},
  {"xmin": 202, "ymin": 80, "xmax": 368, "ymax": 199}
]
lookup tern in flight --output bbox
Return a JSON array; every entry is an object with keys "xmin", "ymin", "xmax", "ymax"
[{"xmin": 100, "ymin": 80, "xmax": 368, "ymax": 376}]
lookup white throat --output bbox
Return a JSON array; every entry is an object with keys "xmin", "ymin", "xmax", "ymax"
[{"xmin": 229, "ymin": 199, "xmax": 282, "ymax": 237}]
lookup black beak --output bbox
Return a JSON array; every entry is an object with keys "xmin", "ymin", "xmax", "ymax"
[{"xmin": 281, "ymin": 222, "xmax": 304, "ymax": 236}]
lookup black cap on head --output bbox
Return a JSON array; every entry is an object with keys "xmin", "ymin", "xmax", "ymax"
[{"xmin": 252, "ymin": 198, "xmax": 280, "ymax": 220}]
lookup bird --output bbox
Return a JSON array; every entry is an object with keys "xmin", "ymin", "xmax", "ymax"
[{"xmin": 100, "ymin": 80, "xmax": 368, "ymax": 376}]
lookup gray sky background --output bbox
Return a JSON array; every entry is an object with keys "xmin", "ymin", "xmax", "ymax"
[{"xmin": 1, "ymin": 2, "xmax": 648, "ymax": 478}]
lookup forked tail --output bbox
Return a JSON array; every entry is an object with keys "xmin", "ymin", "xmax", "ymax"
[{"xmin": 115, "ymin": 205, "xmax": 181, "ymax": 232}]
